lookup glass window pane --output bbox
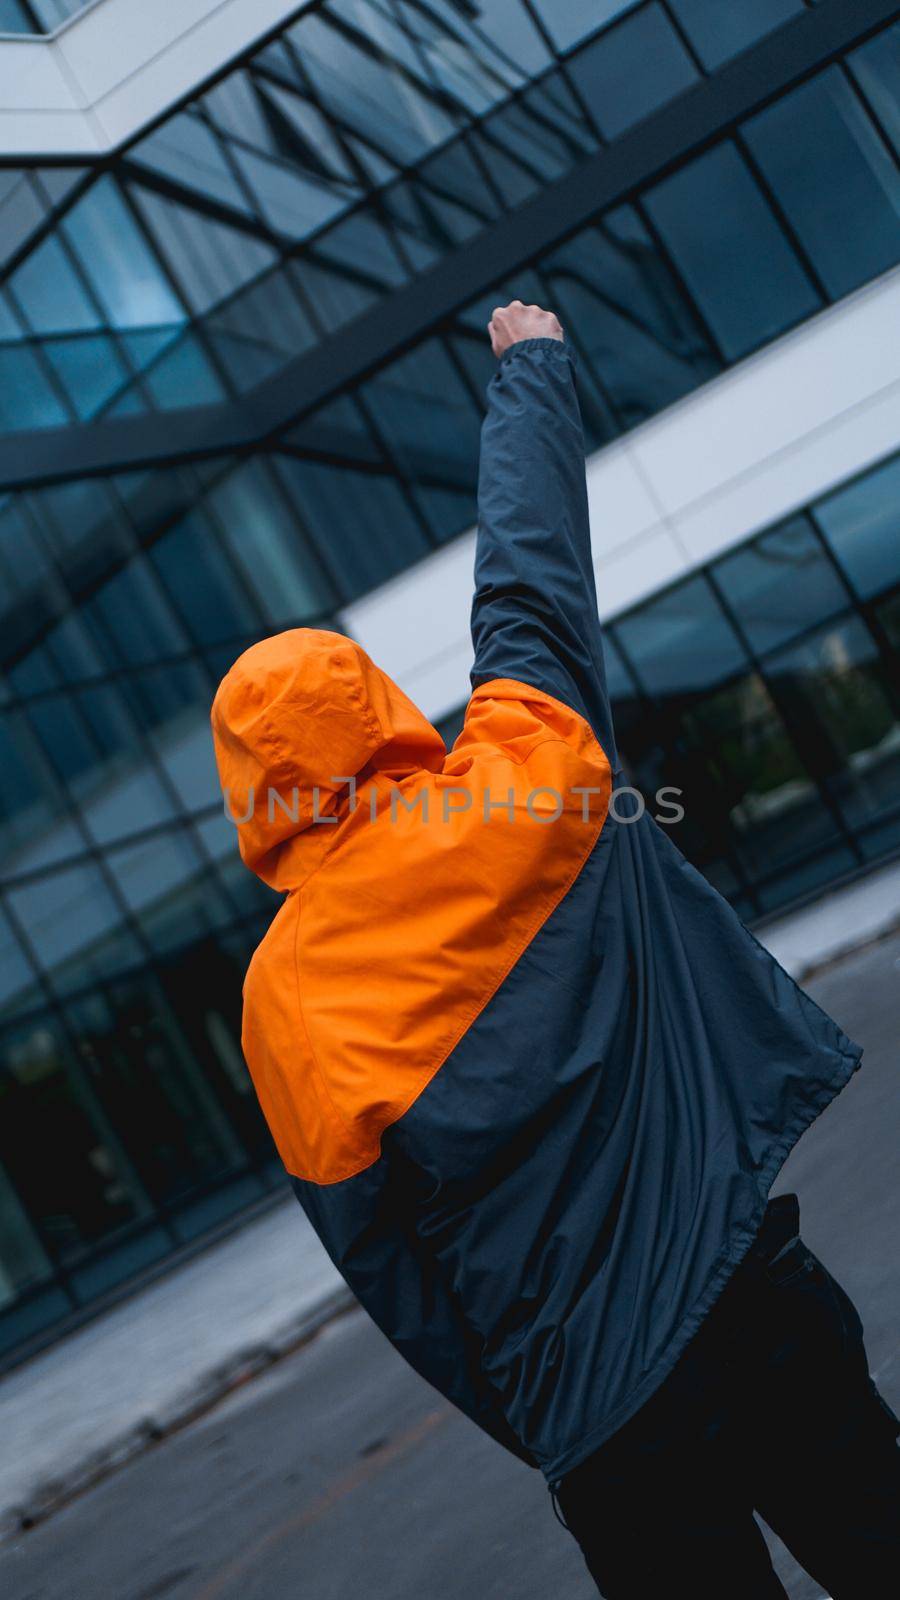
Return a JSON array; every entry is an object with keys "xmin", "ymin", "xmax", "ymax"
[
  {"xmin": 10, "ymin": 234, "xmax": 101, "ymax": 333},
  {"xmin": 206, "ymin": 267, "xmax": 318, "ymax": 390},
  {"xmin": 0, "ymin": 345, "xmax": 70, "ymax": 432},
  {"xmin": 231, "ymin": 145, "xmax": 352, "ymax": 239},
  {"xmin": 86, "ymin": 558, "xmax": 191, "ymax": 667},
  {"xmin": 150, "ymin": 512, "xmax": 261, "ymax": 644},
  {"xmin": 643, "ymin": 142, "xmax": 821, "ymax": 361},
  {"xmin": 66, "ymin": 979, "xmax": 243, "ymax": 1211},
  {"xmin": 295, "ymin": 9, "xmax": 455, "ymax": 164},
  {"xmin": 766, "ymin": 616, "xmax": 900, "ymax": 833},
  {"xmin": 64, "ymin": 177, "xmax": 187, "ymax": 329},
  {"xmin": 684, "ymin": 673, "xmax": 841, "ymax": 883},
  {"xmin": 275, "ymin": 455, "xmax": 429, "ymax": 600},
  {"xmin": 5, "ymin": 860, "xmax": 131, "ymax": 982},
  {"xmin": 43, "ymin": 334, "xmax": 131, "ymax": 421},
  {"xmin": 360, "ymin": 338, "xmax": 481, "ymax": 525},
  {"xmin": 141, "ymin": 332, "xmax": 226, "ymax": 409},
  {"xmin": 814, "ymin": 454, "xmax": 900, "ymax": 600},
  {"xmin": 0, "ymin": 904, "xmax": 41, "ymax": 1019},
  {"xmin": 529, "ymin": 1, "xmax": 637, "ymax": 54},
  {"xmin": 542, "ymin": 207, "xmax": 720, "ymax": 428},
  {"xmin": 850, "ymin": 22, "xmax": 900, "ymax": 161},
  {"xmin": 713, "ymin": 518, "xmax": 850, "ymax": 655},
  {"xmin": 207, "ymin": 458, "xmax": 334, "ymax": 624},
  {"xmin": 475, "ymin": 73, "xmax": 597, "ymax": 196},
  {"xmin": 0, "ymin": 171, "xmax": 45, "ymax": 264},
  {"xmin": 743, "ymin": 68, "xmax": 900, "ymax": 301},
  {"xmin": 0, "ymin": 3, "xmax": 36, "ymax": 35},
  {"xmin": 668, "ymin": 0, "xmax": 803, "ymax": 72},
  {"xmin": 0, "ymin": 1014, "xmax": 148, "ymax": 1274},
  {"xmin": 616, "ymin": 574, "xmax": 748, "ymax": 696},
  {"xmin": 567, "ymin": 4, "xmax": 698, "ymax": 141},
  {"xmin": 131, "ymin": 112, "xmax": 256, "ymax": 214},
  {"xmin": 131, "ymin": 186, "xmax": 277, "ymax": 316}
]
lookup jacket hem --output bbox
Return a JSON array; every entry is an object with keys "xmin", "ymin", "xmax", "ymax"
[{"xmin": 541, "ymin": 1036, "xmax": 863, "ymax": 1488}]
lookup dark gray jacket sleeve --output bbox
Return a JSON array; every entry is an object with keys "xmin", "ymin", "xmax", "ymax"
[
  {"xmin": 292, "ymin": 1168, "xmax": 539, "ymax": 1469},
  {"xmin": 470, "ymin": 336, "xmax": 618, "ymax": 768}
]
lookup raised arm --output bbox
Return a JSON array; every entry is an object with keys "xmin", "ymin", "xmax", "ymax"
[{"xmin": 469, "ymin": 301, "xmax": 618, "ymax": 769}]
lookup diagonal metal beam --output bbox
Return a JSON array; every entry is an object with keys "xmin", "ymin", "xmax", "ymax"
[{"xmin": 0, "ymin": 0, "xmax": 897, "ymax": 492}]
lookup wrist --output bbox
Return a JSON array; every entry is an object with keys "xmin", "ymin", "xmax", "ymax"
[{"xmin": 498, "ymin": 335, "xmax": 573, "ymax": 366}]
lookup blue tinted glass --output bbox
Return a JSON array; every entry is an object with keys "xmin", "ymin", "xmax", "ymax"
[
  {"xmin": 668, "ymin": 0, "xmax": 802, "ymax": 72},
  {"xmin": 296, "ymin": 10, "xmax": 455, "ymax": 164},
  {"xmin": 141, "ymin": 333, "xmax": 226, "ymax": 409},
  {"xmin": 713, "ymin": 519, "xmax": 850, "ymax": 655},
  {"xmin": 10, "ymin": 234, "xmax": 101, "ymax": 333},
  {"xmin": 616, "ymin": 575, "xmax": 748, "ymax": 695},
  {"xmin": 529, "ymin": 1, "xmax": 636, "ymax": 53},
  {"xmin": 131, "ymin": 187, "xmax": 277, "ymax": 316},
  {"xmin": 475, "ymin": 72, "xmax": 597, "ymax": 195},
  {"xmin": 0, "ymin": 2, "xmax": 33, "ymax": 35},
  {"xmin": 0, "ymin": 346, "xmax": 69, "ymax": 431},
  {"xmin": 567, "ymin": 4, "xmax": 698, "ymax": 141},
  {"xmin": 150, "ymin": 512, "xmax": 261, "ymax": 643},
  {"xmin": 394, "ymin": 0, "xmax": 545, "ymax": 102},
  {"xmin": 275, "ymin": 455, "xmax": 429, "ymax": 601},
  {"xmin": 131, "ymin": 113, "xmax": 256, "ymax": 214},
  {"xmin": 765, "ymin": 616, "xmax": 899, "ymax": 833},
  {"xmin": 207, "ymin": 460, "xmax": 334, "ymax": 625},
  {"xmin": 362, "ymin": 339, "xmax": 480, "ymax": 490},
  {"xmin": 43, "ymin": 334, "xmax": 131, "ymax": 420},
  {"xmin": 86, "ymin": 559, "xmax": 191, "ymax": 666},
  {"xmin": 644, "ymin": 142, "xmax": 820, "ymax": 361},
  {"xmin": 850, "ymin": 23, "xmax": 900, "ymax": 160},
  {"xmin": 814, "ymin": 454, "xmax": 900, "ymax": 600},
  {"xmin": 205, "ymin": 269, "xmax": 317, "ymax": 390},
  {"xmin": 64, "ymin": 178, "xmax": 186, "ymax": 329},
  {"xmin": 542, "ymin": 207, "xmax": 720, "ymax": 427},
  {"xmin": 231, "ymin": 146, "xmax": 351, "ymax": 239},
  {"xmin": 0, "ymin": 291, "xmax": 21, "ymax": 338},
  {"xmin": 0, "ymin": 171, "xmax": 45, "ymax": 267},
  {"xmin": 743, "ymin": 69, "xmax": 900, "ymax": 301}
]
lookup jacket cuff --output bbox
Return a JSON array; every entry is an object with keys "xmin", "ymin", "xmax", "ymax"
[{"xmin": 498, "ymin": 336, "xmax": 575, "ymax": 368}]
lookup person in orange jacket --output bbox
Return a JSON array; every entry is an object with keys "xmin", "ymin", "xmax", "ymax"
[{"xmin": 211, "ymin": 301, "xmax": 899, "ymax": 1597}]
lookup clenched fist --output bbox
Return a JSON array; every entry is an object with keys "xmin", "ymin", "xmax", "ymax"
[{"xmin": 487, "ymin": 300, "xmax": 564, "ymax": 359}]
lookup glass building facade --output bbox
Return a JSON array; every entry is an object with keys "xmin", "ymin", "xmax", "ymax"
[
  {"xmin": 1, "ymin": 0, "xmax": 899, "ymax": 1362},
  {"xmin": 0, "ymin": 1, "xmax": 90, "ymax": 33}
]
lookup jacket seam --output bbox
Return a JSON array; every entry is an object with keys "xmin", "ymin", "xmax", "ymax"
[{"xmin": 292, "ymin": 887, "xmax": 363, "ymax": 1185}]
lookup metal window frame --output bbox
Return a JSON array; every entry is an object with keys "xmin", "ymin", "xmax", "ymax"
[{"xmin": 0, "ymin": 0, "xmax": 896, "ymax": 490}]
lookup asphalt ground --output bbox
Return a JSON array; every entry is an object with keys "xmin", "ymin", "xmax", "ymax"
[{"xmin": 3, "ymin": 929, "xmax": 898, "ymax": 1600}]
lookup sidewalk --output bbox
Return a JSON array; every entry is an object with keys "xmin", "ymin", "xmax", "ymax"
[
  {"xmin": 1, "ymin": 856, "xmax": 897, "ymax": 1542},
  {"xmin": 0, "ymin": 1198, "xmax": 347, "ymax": 1540}
]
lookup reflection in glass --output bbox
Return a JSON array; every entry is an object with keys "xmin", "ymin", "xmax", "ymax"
[
  {"xmin": 766, "ymin": 617, "xmax": 900, "ymax": 834},
  {"xmin": 63, "ymin": 179, "xmax": 187, "ymax": 330},
  {"xmin": 744, "ymin": 69, "xmax": 900, "ymax": 301},
  {"xmin": 850, "ymin": 23, "xmax": 900, "ymax": 160},
  {"xmin": 713, "ymin": 518, "xmax": 849, "ymax": 656},
  {"xmin": 644, "ymin": 142, "xmax": 820, "ymax": 361},
  {"xmin": 567, "ymin": 4, "xmax": 698, "ymax": 141},
  {"xmin": 0, "ymin": 1014, "xmax": 148, "ymax": 1270},
  {"xmin": 668, "ymin": 0, "xmax": 802, "ymax": 72},
  {"xmin": 542, "ymin": 207, "xmax": 720, "ymax": 428},
  {"xmin": 529, "ymin": 0, "xmax": 637, "ymax": 54},
  {"xmin": 814, "ymin": 454, "xmax": 900, "ymax": 601}
]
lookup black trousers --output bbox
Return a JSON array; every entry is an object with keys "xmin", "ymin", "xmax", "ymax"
[{"xmin": 556, "ymin": 1194, "xmax": 900, "ymax": 1598}]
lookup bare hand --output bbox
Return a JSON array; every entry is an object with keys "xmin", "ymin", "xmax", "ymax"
[{"xmin": 488, "ymin": 300, "xmax": 564, "ymax": 359}]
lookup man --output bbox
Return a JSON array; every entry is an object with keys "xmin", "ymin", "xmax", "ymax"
[{"xmin": 211, "ymin": 302, "xmax": 899, "ymax": 1596}]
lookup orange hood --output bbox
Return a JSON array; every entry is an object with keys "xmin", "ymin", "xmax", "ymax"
[{"xmin": 210, "ymin": 628, "xmax": 446, "ymax": 891}]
